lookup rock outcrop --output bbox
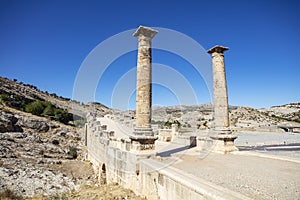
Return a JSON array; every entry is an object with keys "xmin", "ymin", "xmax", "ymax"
[{"xmin": 0, "ymin": 112, "xmax": 21, "ymax": 132}]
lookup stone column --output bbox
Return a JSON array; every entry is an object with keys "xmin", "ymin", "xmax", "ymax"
[
  {"xmin": 207, "ymin": 46, "xmax": 238, "ymax": 153},
  {"xmin": 208, "ymin": 46, "xmax": 230, "ymax": 131},
  {"xmin": 131, "ymin": 26, "xmax": 158, "ymax": 150}
]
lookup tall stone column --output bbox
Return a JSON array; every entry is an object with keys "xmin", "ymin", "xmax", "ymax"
[
  {"xmin": 207, "ymin": 46, "xmax": 238, "ymax": 153},
  {"xmin": 208, "ymin": 46, "xmax": 230, "ymax": 131},
  {"xmin": 131, "ymin": 26, "xmax": 158, "ymax": 150}
]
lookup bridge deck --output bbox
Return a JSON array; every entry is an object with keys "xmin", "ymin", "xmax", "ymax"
[
  {"xmin": 168, "ymin": 152, "xmax": 300, "ymax": 200},
  {"xmin": 154, "ymin": 131, "xmax": 300, "ymax": 199},
  {"xmin": 97, "ymin": 116, "xmax": 133, "ymax": 138}
]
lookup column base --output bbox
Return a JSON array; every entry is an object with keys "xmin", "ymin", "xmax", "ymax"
[
  {"xmin": 130, "ymin": 128, "xmax": 158, "ymax": 152},
  {"xmin": 133, "ymin": 127, "xmax": 154, "ymax": 137},
  {"xmin": 210, "ymin": 133, "xmax": 238, "ymax": 154}
]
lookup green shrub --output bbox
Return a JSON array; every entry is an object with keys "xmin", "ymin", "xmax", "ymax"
[
  {"xmin": 0, "ymin": 94, "xmax": 10, "ymax": 104},
  {"xmin": 25, "ymin": 100, "xmax": 72, "ymax": 125},
  {"xmin": 164, "ymin": 120, "xmax": 181, "ymax": 128},
  {"xmin": 164, "ymin": 121, "xmax": 172, "ymax": 128},
  {"xmin": 54, "ymin": 109, "xmax": 73, "ymax": 124},
  {"xmin": 67, "ymin": 146, "xmax": 77, "ymax": 159},
  {"xmin": 25, "ymin": 100, "xmax": 45, "ymax": 116},
  {"xmin": 42, "ymin": 103, "xmax": 56, "ymax": 117}
]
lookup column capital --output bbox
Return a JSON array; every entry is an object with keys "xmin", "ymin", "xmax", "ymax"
[
  {"xmin": 207, "ymin": 45, "xmax": 229, "ymax": 54},
  {"xmin": 133, "ymin": 26, "xmax": 158, "ymax": 39}
]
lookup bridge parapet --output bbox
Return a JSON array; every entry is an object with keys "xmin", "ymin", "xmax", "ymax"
[{"xmin": 85, "ymin": 112, "xmax": 157, "ymax": 191}]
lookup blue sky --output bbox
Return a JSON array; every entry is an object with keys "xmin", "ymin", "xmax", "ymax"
[{"xmin": 0, "ymin": 0, "xmax": 299, "ymax": 109}]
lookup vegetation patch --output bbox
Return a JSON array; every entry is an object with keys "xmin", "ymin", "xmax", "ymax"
[
  {"xmin": 0, "ymin": 189, "xmax": 23, "ymax": 200},
  {"xmin": 67, "ymin": 146, "xmax": 78, "ymax": 159},
  {"xmin": 25, "ymin": 100, "xmax": 73, "ymax": 125}
]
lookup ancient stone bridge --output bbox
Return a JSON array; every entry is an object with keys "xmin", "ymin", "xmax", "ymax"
[{"xmin": 84, "ymin": 26, "xmax": 242, "ymax": 200}]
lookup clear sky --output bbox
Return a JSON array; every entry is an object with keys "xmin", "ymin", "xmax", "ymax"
[{"xmin": 0, "ymin": 0, "xmax": 299, "ymax": 110}]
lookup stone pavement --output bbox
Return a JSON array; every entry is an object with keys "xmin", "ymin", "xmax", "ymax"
[
  {"xmin": 159, "ymin": 131, "xmax": 300, "ymax": 200},
  {"xmin": 98, "ymin": 116, "xmax": 132, "ymax": 138},
  {"xmin": 170, "ymin": 152, "xmax": 300, "ymax": 199}
]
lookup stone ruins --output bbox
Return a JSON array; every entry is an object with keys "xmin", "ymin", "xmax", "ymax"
[
  {"xmin": 131, "ymin": 26, "xmax": 158, "ymax": 151},
  {"xmin": 207, "ymin": 46, "xmax": 238, "ymax": 153},
  {"xmin": 84, "ymin": 25, "xmax": 240, "ymax": 199}
]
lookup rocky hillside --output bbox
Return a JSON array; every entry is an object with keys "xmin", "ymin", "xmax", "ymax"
[
  {"xmin": 259, "ymin": 102, "xmax": 300, "ymax": 123},
  {"xmin": 0, "ymin": 105, "xmax": 92, "ymax": 197},
  {"xmin": 151, "ymin": 103, "xmax": 300, "ymax": 131},
  {"xmin": 113, "ymin": 102, "xmax": 300, "ymax": 132},
  {"xmin": 0, "ymin": 77, "xmax": 145, "ymax": 199},
  {"xmin": 0, "ymin": 76, "xmax": 110, "ymax": 118}
]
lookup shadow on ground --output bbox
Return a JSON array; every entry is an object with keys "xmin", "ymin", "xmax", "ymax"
[{"xmin": 157, "ymin": 145, "xmax": 191, "ymax": 157}]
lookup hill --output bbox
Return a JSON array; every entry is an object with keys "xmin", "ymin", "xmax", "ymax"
[
  {"xmin": 0, "ymin": 76, "xmax": 110, "ymax": 119},
  {"xmin": 151, "ymin": 103, "xmax": 300, "ymax": 131},
  {"xmin": 116, "ymin": 103, "xmax": 300, "ymax": 132},
  {"xmin": 0, "ymin": 77, "xmax": 145, "ymax": 199},
  {"xmin": 259, "ymin": 102, "xmax": 300, "ymax": 123}
]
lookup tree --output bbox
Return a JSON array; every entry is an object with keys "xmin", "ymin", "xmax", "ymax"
[
  {"xmin": 164, "ymin": 121, "xmax": 172, "ymax": 128},
  {"xmin": 50, "ymin": 93, "xmax": 58, "ymax": 98},
  {"xmin": 173, "ymin": 120, "xmax": 181, "ymax": 127}
]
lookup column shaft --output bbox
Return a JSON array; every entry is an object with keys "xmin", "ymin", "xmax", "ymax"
[
  {"xmin": 208, "ymin": 46, "xmax": 230, "ymax": 131},
  {"xmin": 211, "ymin": 51, "xmax": 229, "ymax": 129},
  {"xmin": 207, "ymin": 45, "xmax": 238, "ymax": 153},
  {"xmin": 132, "ymin": 26, "xmax": 157, "ymax": 140},
  {"xmin": 136, "ymin": 35, "xmax": 152, "ymax": 129}
]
